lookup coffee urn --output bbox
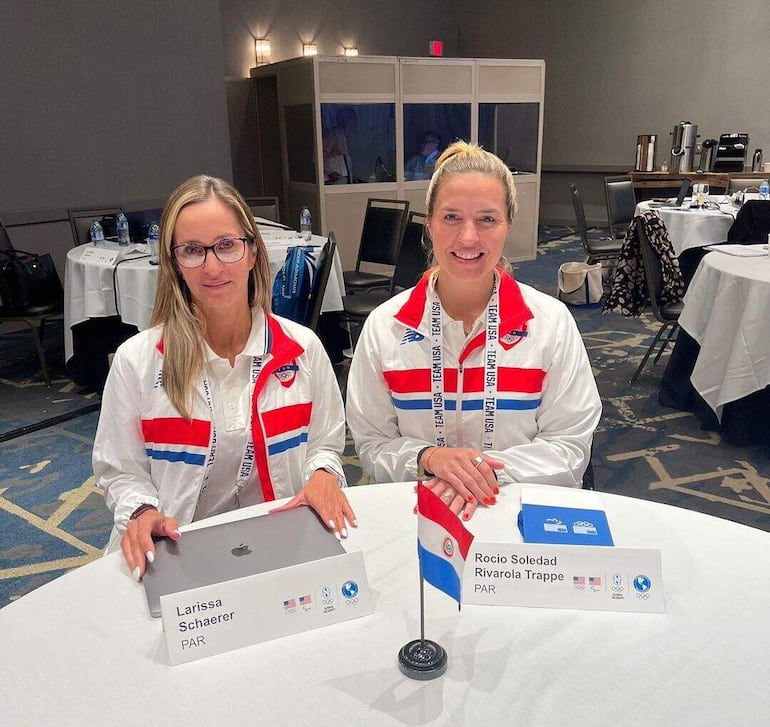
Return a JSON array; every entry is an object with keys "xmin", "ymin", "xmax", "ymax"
[
  {"xmin": 670, "ymin": 121, "xmax": 698, "ymax": 173},
  {"xmin": 698, "ymin": 139, "xmax": 718, "ymax": 172}
]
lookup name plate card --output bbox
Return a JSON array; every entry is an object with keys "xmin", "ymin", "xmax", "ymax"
[
  {"xmin": 464, "ymin": 542, "xmax": 663, "ymax": 614},
  {"xmin": 160, "ymin": 550, "xmax": 372, "ymax": 665},
  {"xmin": 79, "ymin": 246, "xmax": 120, "ymax": 266}
]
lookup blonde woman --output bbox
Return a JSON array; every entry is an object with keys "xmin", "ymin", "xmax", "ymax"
[
  {"xmin": 346, "ymin": 142, "xmax": 601, "ymax": 520},
  {"xmin": 94, "ymin": 175, "xmax": 353, "ymax": 580}
]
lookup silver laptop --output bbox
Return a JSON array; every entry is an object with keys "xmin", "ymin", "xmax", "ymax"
[{"xmin": 142, "ymin": 506, "xmax": 345, "ymax": 617}]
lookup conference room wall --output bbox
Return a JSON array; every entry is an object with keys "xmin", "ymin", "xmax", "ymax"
[
  {"xmin": 0, "ymin": 1, "xmax": 231, "ymax": 274},
  {"xmin": 456, "ymin": 0, "xmax": 770, "ymax": 224}
]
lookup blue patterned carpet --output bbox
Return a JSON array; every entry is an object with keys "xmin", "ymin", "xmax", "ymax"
[{"xmin": 1, "ymin": 225, "xmax": 769, "ymax": 609}]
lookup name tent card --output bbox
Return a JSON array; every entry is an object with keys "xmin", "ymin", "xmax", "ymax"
[
  {"xmin": 464, "ymin": 542, "xmax": 663, "ymax": 613},
  {"xmin": 80, "ymin": 246, "xmax": 120, "ymax": 266},
  {"xmin": 464, "ymin": 487, "xmax": 663, "ymax": 613},
  {"xmin": 160, "ymin": 550, "xmax": 372, "ymax": 665}
]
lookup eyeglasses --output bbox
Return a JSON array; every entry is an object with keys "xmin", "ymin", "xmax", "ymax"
[{"xmin": 171, "ymin": 236, "xmax": 252, "ymax": 268}]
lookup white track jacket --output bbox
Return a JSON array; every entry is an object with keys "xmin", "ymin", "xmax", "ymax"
[
  {"xmin": 346, "ymin": 271, "xmax": 601, "ymax": 487},
  {"xmin": 94, "ymin": 312, "xmax": 346, "ymax": 551}
]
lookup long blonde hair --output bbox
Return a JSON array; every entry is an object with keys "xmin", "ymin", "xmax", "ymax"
[
  {"xmin": 424, "ymin": 141, "xmax": 517, "ymax": 272},
  {"xmin": 151, "ymin": 175, "xmax": 272, "ymax": 420}
]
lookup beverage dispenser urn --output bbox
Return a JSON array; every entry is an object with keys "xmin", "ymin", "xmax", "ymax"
[
  {"xmin": 670, "ymin": 121, "xmax": 698, "ymax": 173},
  {"xmin": 698, "ymin": 139, "xmax": 718, "ymax": 172}
]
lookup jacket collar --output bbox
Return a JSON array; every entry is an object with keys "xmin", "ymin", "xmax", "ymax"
[
  {"xmin": 394, "ymin": 267, "xmax": 534, "ymax": 344},
  {"xmin": 155, "ymin": 309, "xmax": 305, "ymax": 366}
]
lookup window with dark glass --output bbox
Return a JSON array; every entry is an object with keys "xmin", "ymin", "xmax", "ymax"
[
  {"xmin": 402, "ymin": 104, "xmax": 471, "ymax": 181},
  {"xmin": 320, "ymin": 103, "xmax": 396, "ymax": 184},
  {"xmin": 478, "ymin": 103, "xmax": 540, "ymax": 174}
]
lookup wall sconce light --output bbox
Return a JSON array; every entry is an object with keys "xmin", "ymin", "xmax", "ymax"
[
  {"xmin": 343, "ymin": 47, "xmax": 358, "ymax": 57},
  {"xmin": 255, "ymin": 38, "xmax": 271, "ymax": 66},
  {"xmin": 302, "ymin": 43, "xmax": 318, "ymax": 57}
]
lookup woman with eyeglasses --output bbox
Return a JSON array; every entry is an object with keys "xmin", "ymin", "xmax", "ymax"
[
  {"xmin": 346, "ymin": 142, "xmax": 601, "ymax": 521},
  {"xmin": 94, "ymin": 175, "xmax": 353, "ymax": 580}
]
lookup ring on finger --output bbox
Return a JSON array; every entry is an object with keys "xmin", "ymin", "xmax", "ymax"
[{"xmin": 472, "ymin": 455, "xmax": 484, "ymax": 468}]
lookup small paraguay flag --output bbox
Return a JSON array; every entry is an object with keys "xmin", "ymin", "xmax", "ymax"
[{"xmin": 417, "ymin": 483, "xmax": 474, "ymax": 607}]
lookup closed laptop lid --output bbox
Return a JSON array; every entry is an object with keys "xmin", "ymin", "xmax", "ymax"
[{"xmin": 142, "ymin": 506, "xmax": 345, "ymax": 617}]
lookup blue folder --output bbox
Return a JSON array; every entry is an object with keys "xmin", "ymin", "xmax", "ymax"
[{"xmin": 518, "ymin": 503, "xmax": 614, "ymax": 546}]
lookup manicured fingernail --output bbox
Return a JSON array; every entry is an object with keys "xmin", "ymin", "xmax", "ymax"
[
  {"xmin": 146, "ymin": 550, "xmax": 154, "ymax": 564},
  {"xmin": 490, "ymin": 496, "xmax": 497, "ymax": 505},
  {"xmin": 328, "ymin": 519, "xmax": 336, "ymax": 529},
  {"xmin": 493, "ymin": 487, "xmax": 500, "ymax": 495},
  {"xmin": 352, "ymin": 518, "xmax": 358, "ymax": 527},
  {"xmin": 467, "ymin": 495, "xmax": 475, "ymax": 503},
  {"xmin": 462, "ymin": 513, "xmax": 470, "ymax": 521},
  {"xmin": 341, "ymin": 527, "xmax": 348, "ymax": 538},
  {"xmin": 483, "ymin": 497, "xmax": 491, "ymax": 505},
  {"xmin": 170, "ymin": 530, "xmax": 180, "ymax": 538},
  {"xmin": 132, "ymin": 567, "xmax": 141, "ymax": 582},
  {"xmin": 334, "ymin": 531, "xmax": 342, "ymax": 541}
]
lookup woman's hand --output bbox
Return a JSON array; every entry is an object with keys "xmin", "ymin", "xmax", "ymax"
[
  {"xmin": 422, "ymin": 447, "xmax": 503, "ymax": 507},
  {"xmin": 121, "ymin": 508, "xmax": 180, "ymax": 581},
  {"xmin": 418, "ymin": 478, "xmax": 479, "ymax": 521},
  {"xmin": 271, "ymin": 469, "xmax": 356, "ymax": 539}
]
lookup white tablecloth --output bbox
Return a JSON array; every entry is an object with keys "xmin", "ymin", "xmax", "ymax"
[
  {"xmin": 64, "ymin": 231, "xmax": 345, "ymax": 360},
  {"xmin": 635, "ymin": 199, "xmax": 737, "ymax": 256},
  {"xmin": 679, "ymin": 249, "xmax": 770, "ymax": 417},
  {"xmin": 3, "ymin": 481, "xmax": 770, "ymax": 726}
]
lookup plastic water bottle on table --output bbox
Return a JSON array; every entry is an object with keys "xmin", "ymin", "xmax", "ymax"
[
  {"xmin": 116, "ymin": 211, "xmax": 130, "ymax": 246},
  {"xmin": 89, "ymin": 219, "xmax": 105, "ymax": 246},
  {"xmin": 300, "ymin": 206, "xmax": 312, "ymax": 242},
  {"xmin": 147, "ymin": 221, "xmax": 160, "ymax": 264}
]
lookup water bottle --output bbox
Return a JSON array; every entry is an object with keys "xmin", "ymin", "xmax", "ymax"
[
  {"xmin": 147, "ymin": 221, "xmax": 160, "ymax": 263},
  {"xmin": 300, "ymin": 206, "xmax": 312, "ymax": 242},
  {"xmin": 89, "ymin": 219, "xmax": 105, "ymax": 246},
  {"xmin": 116, "ymin": 211, "xmax": 130, "ymax": 246},
  {"xmin": 760, "ymin": 179, "xmax": 770, "ymax": 200}
]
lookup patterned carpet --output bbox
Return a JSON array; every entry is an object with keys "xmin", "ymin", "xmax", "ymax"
[{"xmin": 1, "ymin": 225, "xmax": 769, "ymax": 608}]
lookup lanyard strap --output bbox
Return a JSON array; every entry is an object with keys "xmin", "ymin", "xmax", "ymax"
[
  {"xmin": 429, "ymin": 277, "xmax": 499, "ymax": 451},
  {"xmin": 198, "ymin": 354, "xmax": 263, "ymax": 503}
]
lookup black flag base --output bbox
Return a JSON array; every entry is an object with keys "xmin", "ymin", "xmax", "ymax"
[{"xmin": 398, "ymin": 639, "xmax": 448, "ymax": 680}]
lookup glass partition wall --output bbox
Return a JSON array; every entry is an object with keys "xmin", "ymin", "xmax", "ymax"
[{"xmin": 251, "ymin": 56, "xmax": 544, "ymax": 269}]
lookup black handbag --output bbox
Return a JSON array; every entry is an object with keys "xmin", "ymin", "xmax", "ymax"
[{"xmin": 0, "ymin": 249, "xmax": 63, "ymax": 312}]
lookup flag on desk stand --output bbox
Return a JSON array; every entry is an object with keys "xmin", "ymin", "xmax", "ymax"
[
  {"xmin": 398, "ymin": 482, "xmax": 475, "ymax": 680},
  {"xmin": 417, "ymin": 483, "xmax": 475, "ymax": 607}
]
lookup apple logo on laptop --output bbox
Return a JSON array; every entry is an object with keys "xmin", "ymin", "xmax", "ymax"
[{"xmin": 231, "ymin": 543, "xmax": 252, "ymax": 557}]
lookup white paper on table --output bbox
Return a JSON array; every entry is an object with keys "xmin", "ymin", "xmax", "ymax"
[{"xmin": 704, "ymin": 244, "xmax": 768, "ymax": 257}]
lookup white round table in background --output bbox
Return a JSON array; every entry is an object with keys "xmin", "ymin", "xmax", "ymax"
[
  {"xmin": 678, "ymin": 249, "xmax": 770, "ymax": 418},
  {"xmin": 64, "ymin": 233, "xmax": 345, "ymax": 361},
  {"xmin": 635, "ymin": 199, "xmax": 736, "ymax": 256}
]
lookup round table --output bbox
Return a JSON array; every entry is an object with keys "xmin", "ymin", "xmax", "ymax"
[
  {"xmin": 64, "ymin": 232, "xmax": 345, "ymax": 361},
  {"xmin": 635, "ymin": 199, "xmax": 736, "ymax": 256},
  {"xmin": 3, "ymin": 482, "xmax": 770, "ymax": 725},
  {"xmin": 676, "ymin": 249, "xmax": 770, "ymax": 416}
]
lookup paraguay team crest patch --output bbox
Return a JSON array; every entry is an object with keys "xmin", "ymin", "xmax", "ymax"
[{"xmin": 274, "ymin": 362, "xmax": 299, "ymax": 387}]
